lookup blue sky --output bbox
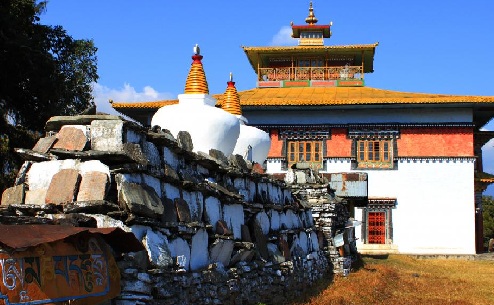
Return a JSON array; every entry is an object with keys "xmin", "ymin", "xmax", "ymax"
[{"xmin": 41, "ymin": 0, "xmax": 494, "ymax": 194}]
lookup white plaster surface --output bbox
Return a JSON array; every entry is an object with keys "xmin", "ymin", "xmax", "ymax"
[
  {"xmin": 327, "ymin": 159, "xmax": 477, "ymax": 254},
  {"xmin": 204, "ymin": 196, "xmax": 222, "ymax": 229},
  {"xmin": 182, "ymin": 191, "xmax": 204, "ymax": 222},
  {"xmin": 310, "ymin": 231, "xmax": 319, "ymax": 252},
  {"xmin": 151, "ymin": 94, "xmax": 240, "ymax": 156},
  {"xmin": 143, "ymin": 229, "xmax": 173, "ymax": 268},
  {"xmin": 255, "ymin": 212, "xmax": 270, "ymax": 235},
  {"xmin": 190, "ymin": 229, "xmax": 209, "ymax": 271},
  {"xmin": 268, "ymin": 210, "xmax": 281, "ymax": 231},
  {"xmin": 170, "ymin": 237, "xmax": 191, "ymax": 271},
  {"xmin": 223, "ymin": 204, "xmax": 244, "ymax": 239},
  {"xmin": 27, "ymin": 160, "xmax": 78, "ymax": 190},
  {"xmin": 143, "ymin": 141, "xmax": 161, "ymax": 168},
  {"xmin": 126, "ymin": 128, "xmax": 143, "ymax": 144},
  {"xmin": 142, "ymin": 174, "xmax": 162, "ymax": 197},
  {"xmin": 298, "ymin": 232, "xmax": 309, "ymax": 255},
  {"xmin": 233, "ymin": 123, "xmax": 270, "ymax": 164},
  {"xmin": 163, "ymin": 183, "xmax": 181, "ymax": 201},
  {"xmin": 162, "ymin": 146, "xmax": 179, "ymax": 170}
]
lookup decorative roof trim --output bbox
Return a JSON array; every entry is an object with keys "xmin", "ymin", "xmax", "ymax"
[
  {"xmin": 397, "ymin": 156, "xmax": 476, "ymax": 162},
  {"xmin": 252, "ymin": 123, "xmax": 475, "ymax": 129},
  {"xmin": 241, "ymin": 43, "xmax": 379, "ymax": 52}
]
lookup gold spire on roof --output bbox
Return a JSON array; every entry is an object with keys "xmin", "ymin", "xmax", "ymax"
[
  {"xmin": 221, "ymin": 73, "xmax": 242, "ymax": 116},
  {"xmin": 184, "ymin": 44, "xmax": 209, "ymax": 94},
  {"xmin": 305, "ymin": 1, "xmax": 318, "ymax": 25}
]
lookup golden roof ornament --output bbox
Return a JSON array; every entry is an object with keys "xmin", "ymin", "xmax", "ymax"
[
  {"xmin": 221, "ymin": 72, "xmax": 242, "ymax": 116},
  {"xmin": 184, "ymin": 44, "xmax": 209, "ymax": 94},
  {"xmin": 305, "ymin": 1, "xmax": 318, "ymax": 25}
]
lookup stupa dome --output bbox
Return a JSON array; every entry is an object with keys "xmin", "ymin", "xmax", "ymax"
[{"xmin": 151, "ymin": 46, "xmax": 240, "ymax": 156}]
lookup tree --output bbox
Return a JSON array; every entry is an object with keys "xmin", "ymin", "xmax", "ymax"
[
  {"xmin": 0, "ymin": 0, "xmax": 98, "ymax": 193},
  {"xmin": 483, "ymin": 195, "xmax": 494, "ymax": 248}
]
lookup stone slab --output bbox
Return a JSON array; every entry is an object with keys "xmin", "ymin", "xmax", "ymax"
[
  {"xmin": 45, "ymin": 115, "xmax": 121, "ymax": 131},
  {"xmin": 76, "ymin": 171, "xmax": 108, "ymax": 201},
  {"xmin": 176, "ymin": 131, "xmax": 193, "ymax": 152},
  {"xmin": 209, "ymin": 239, "xmax": 234, "ymax": 267},
  {"xmin": 25, "ymin": 188, "xmax": 48, "ymax": 205},
  {"xmin": 161, "ymin": 198, "xmax": 178, "ymax": 223},
  {"xmin": 241, "ymin": 225, "xmax": 252, "ymax": 242},
  {"xmin": 174, "ymin": 198, "xmax": 191, "ymax": 223},
  {"xmin": 53, "ymin": 126, "xmax": 88, "ymax": 151},
  {"xmin": 216, "ymin": 220, "xmax": 232, "ymax": 236},
  {"xmin": 32, "ymin": 136, "xmax": 57, "ymax": 153},
  {"xmin": 91, "ymin": 120, "xmax": 124, "ymax": 151},
  {"xmin": 253, "ymin": 222, "xmax": 269, "ymax": 260},
  {"xmin": 119, "ymin": 182, "xmax": 164, "ymax": 218},
  {"xmin": 45, "ymin": 169, "xmax": 80, "ymax": 204},
  {"xmin": 1, "ymin": 184, "xmax": 25, "ymax": 205}
]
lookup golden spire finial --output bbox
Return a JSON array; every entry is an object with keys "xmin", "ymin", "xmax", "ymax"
[
  {"xmin": 305, "ymin": 1, "xmax": 318, "ymax": 25},
  {"xmin": 184, "ymin": 44, "xmax": 209, "ymax": 94},
  {"xmin": 221, "ymin": 73, "xmax": 242, "ymax": 116}
]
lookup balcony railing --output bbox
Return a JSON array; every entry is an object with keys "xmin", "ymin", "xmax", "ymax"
[{"xmin": 258, "ymin": 66, "xmax": 363, "ymax": 82}]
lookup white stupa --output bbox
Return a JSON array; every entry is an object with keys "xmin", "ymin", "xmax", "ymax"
[
  {"xmin": 219, "ymin": 73, "xmax": 271, "ymax": 164},
  {"xmin": 151, "ymin": 45, "xmax": 240, "ymax": 156}
]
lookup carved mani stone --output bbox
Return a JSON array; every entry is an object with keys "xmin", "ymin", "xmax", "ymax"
[
  {"xmin": 1, "ymin": 184, "xmax": 25, "ymax": 205},
  {"xmin": 76, "ymin": 171, "xmax": 108, "ymax": 201},
  {"xmin": 53, "ymin": 126, "xmax": 88, "ymax": 151},
  {"xmin": 45, "ymin": 169, "xmax": 80, "ymax": 205},
  {"xmin": 32, "ymin": 136, "xmax": 57, "ymax": 153}
]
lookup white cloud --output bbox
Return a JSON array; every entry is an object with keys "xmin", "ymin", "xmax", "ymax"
[
  {"xmin": 91, "ymin": 83, "xmax": 174, "ymax": 116},
  {"xmin": 269, "ymin": 26, "xmax": 297, "ymax": 46}
]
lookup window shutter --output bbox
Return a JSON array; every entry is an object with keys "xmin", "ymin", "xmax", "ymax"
[
  {"xmin": 281, "ymin": 139, "xmax": 287, "ymax": 158},
  {"xmin": 322, "ymin": 140, "xmax": 327, "ymax": 157}
]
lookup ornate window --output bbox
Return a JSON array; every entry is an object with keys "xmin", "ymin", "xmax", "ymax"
[
  {"xmin": 356, "ymin": 139, "xmax": 393, "ymax": 168},
  {"xmin": 278, "ymin": 126, "xmax": 330, "ymax": 170},
  {"xmin": 349, "ymin": 126, "xmax": 399, "ymax": 170},
  {"xmin": 287, "ymin": 140, "xmax": 322, "ymax": 166}
]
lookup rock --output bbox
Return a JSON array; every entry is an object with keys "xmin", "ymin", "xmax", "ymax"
[
  {"xmin": 119, "ymin": 182, "xmax": 164, "ymax": 218},
  {"xmin": 208, "ymin": 149, "xmax": 228, "ymax": 166},
  {"xmin": 190, "ymin": 229, "xmax": 209, "ymax": 271},
  {"xmin": 216, "ymin": 220, "xmax": 232, "ymax": 236},
  {"xmin": 76, "ymin": 171, "xmax": 108, "ymax": 201},
  {"xmin": 53, "ymin": 126, "xmax": 88, "ymax": 151},
  {"xmin": 45, "ymin": 169, "xmax": 80, "ymax": 204},
  {"xmin": 175, "ymin": 198, "xmax": 191, "ymax": 222},
  {"xmin": 25, "ymin": 188, "xmax": 48, "ymax": 205},
  {"xmin": 91, "ymin": 119, "xmax": 124, "ymax": 151},
  {"xmin": 32, "ymin": 136, "xmax": 57, "ymax": 153},
  {"xmin": 228, "ymin": 154, "xmax": 248, "ymax": 170},
  {"xmin": 1, "ymin": 184, "xmax": 25, "ymax": 205},
  {"xmin": 177, "ymin": 131, "xmax": 194, "ymax": 152},
  {"xmin": 252, "ymin": 221, "xmax": 269, "ymax": 260},
  {"xmin": 209, "ymin": 239, "xmax": 234, "ymax": 267},
  {"xmin": 45, "ymin": 114, "xmax": 121, "ymax": 131},
  {"xmin": 161, "ymin": 198, "xmax": 178, "ymax": 223},
  {"xmin": 241, "ymin": 225, "xmax": 252, "ymax": 242}
]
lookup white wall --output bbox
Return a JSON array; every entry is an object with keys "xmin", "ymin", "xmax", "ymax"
[{"xmin": 324, "ymin": 158, "xmax": 476, "ymax": 254}]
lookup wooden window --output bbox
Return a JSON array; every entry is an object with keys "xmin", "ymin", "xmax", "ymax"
[
  {"xmin": 367, "ymin": 212, "xmax": 386, "ymax": 244},
  {"xmin": 287, "ymin": 140, "xmax": 322, "ymax": 165},
  {"xmin": 356, "ymin": 139, "xmax": 393, "ymax": 168}
]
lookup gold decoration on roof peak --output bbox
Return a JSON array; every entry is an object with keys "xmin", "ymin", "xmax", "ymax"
[{"xmin": 305, "ymin": 1, "xmax": 318, "ymax": 25}]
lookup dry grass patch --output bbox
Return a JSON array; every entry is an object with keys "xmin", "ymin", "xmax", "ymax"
[{"xmin": 294, "ymin": 255, "xmax": 494, "ymax": 305}]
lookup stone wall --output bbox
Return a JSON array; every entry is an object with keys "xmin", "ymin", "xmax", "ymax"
[{"xmin": 1, "ymin": 114, "xmax": 338, "ymax": 305}]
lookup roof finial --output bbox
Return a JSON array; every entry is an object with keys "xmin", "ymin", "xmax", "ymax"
[
  {"xmin": 221, "ymin": 73, "xmax": 242, "ymax": 116},
  {"xmin": 184, "ymin": 44, "xmax": 209, "ymax": 94},
  {"xmin": 305, "ymin": 1, "xmax": 318, "ymax": 25}
]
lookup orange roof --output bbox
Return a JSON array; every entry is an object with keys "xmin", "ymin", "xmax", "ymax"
[{"xmin": 111, "ymin": 86, "xmax": 494, "ymax": 110}]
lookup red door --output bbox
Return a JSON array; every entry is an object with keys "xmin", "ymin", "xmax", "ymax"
[{"xmin": 368, "ymin": 212, "xmax": 386, "ymax": 244}]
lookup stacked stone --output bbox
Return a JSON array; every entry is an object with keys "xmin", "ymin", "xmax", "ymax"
[
  {"xmin": 285, "ymin": 166, "xmax": 355, "ymax": 276},
  {"xmin": 1, "ymin": 114, "xmax": 329, "ymax": 305}
]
